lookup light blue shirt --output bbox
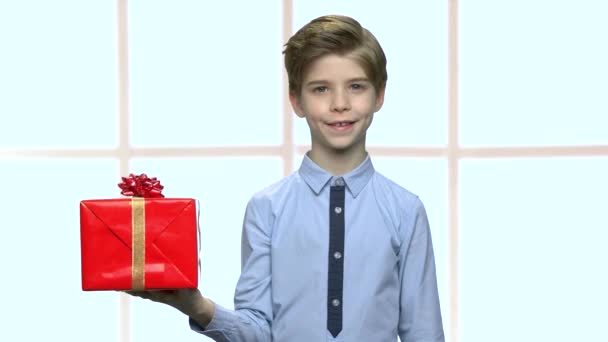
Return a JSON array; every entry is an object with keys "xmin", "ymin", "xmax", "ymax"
[{"xmin": 191, "ymin": 153, "xmax": 444, "ymax": 341}]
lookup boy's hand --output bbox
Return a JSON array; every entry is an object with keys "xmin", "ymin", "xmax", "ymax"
[{"xmin": 124, "ymin": 289, "xmax": 215, "ymax": 327}]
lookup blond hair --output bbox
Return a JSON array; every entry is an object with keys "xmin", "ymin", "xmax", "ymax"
[{"xmin": 283, "ymin": 15, "xmax": 387, "ymax": 95}]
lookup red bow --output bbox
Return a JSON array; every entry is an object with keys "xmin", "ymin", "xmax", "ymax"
[{"xmin": 118, "ymin": 173, "xmax": 165, "ymax": 198}]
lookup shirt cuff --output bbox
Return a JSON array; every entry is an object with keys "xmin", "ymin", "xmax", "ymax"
[{"xmin": 189, "ymin": 302, "xmax": 234, "ymax": 340}]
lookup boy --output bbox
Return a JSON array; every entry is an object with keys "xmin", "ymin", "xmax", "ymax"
[{"xmin": 128, "ymin": 15, "xmax": 445, "ymax": 341}]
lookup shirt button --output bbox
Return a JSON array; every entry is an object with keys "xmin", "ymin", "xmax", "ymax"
[
  {"xmin": 335, "ymin": 178, "xmax": 345, "ymax": 186},
  {"xmin": 334, "ymin": 206, "xmax": 342, "ymax": 214},
  {"xmin": 333, "ymin": 251, "xmax": 342, "ymax": 259},
  {"xmin": 332, "ymin": 299, "xmax": 341, "ymax": 307}
]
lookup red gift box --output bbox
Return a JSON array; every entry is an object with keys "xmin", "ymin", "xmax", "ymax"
[{"xmin": 80, "ymin": 175, "xmax": 198, "ymax": 291}]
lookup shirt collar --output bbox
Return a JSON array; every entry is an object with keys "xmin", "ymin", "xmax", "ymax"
[{"xmin": 298, "ymin": 152, "xmax": 375, "ymax": 198}]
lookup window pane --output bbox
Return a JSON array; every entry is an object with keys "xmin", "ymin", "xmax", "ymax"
[
  {"xmin": 460, "ymin": 158, "xmax": 608, "ymax": 342},
  {"xmin": 0, "ymin": 2, "xmax": 118, "ymax": 148},
  {"xmin": 129, "ymin": 0, "xmax": 283, "ymax": 147},
  {"xmin": 129, "ymin": 157, "xmax": 283, "ymax": 341},
  {"xmin": 293, "ymin": 0, "xmax": 448, "ymax": 147},
  {"xmin": 460, "ymin": 1, "xmax": 608, "ymax": 146},
  {"xmin": 0, "ymin": 159, "xmax": 119, "ymax": 341}
]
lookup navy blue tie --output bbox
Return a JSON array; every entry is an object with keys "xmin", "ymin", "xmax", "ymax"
[{"xmin": 327, "ymin": 180, "xmax": 345, "ymax": 337}]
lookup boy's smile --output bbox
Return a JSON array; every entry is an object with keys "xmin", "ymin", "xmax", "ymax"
[{"xmin": 290, "ymin": 53, "xmax": 385, "ymax": 168}]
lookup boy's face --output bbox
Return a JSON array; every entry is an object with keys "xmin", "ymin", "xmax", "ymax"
[{"xmin": 290, "ymin": 53, "xmax": 385, "ymax": 156}]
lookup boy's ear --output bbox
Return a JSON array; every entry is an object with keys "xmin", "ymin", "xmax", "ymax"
[
  {"xmin": 374, "ymin": 85, "xmax": 386, "ymax": 112},
  {"xmin": 289, "ymin": 91, "xmax": 306, "ymax": 118}
]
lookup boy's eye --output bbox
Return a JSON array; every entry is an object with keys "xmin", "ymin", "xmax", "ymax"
[
  {"xmin": 313, "ymin": 86, "xmax": 328, "ymax": 93},
  {"xmin": 351, "ymin": 83, "xmax": 364, "ymax": 90}
]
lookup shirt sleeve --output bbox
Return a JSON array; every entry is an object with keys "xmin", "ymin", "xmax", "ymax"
[
  {"xmin": 189, "ymin": 196, "xmax": 273, "ymax": 341},
  {"xmin": 398, "ymin": 198, "xmax": 445, "ymax": 342}
]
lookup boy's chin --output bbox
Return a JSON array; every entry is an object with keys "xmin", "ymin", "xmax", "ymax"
[{"xmin": 326, "ymin": 142, "xmax": 360, "ymax": 153}]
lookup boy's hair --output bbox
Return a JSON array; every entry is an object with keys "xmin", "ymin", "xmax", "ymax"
[{"xmin": 283, "ymin": 15, "xmax": 387, "ymax": 95}]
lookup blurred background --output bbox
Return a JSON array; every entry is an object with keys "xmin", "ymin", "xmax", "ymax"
[{"xmin": 1, "ymin": 0, "xmax": 607, "ymax": 341}]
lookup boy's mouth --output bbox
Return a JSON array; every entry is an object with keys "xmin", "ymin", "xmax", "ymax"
[
  {"xmin": 328, "ymin": 121, "xmax": 355, "ymax": 127},
  {"xmin": 327, "ymin": 120, "xmax": 355, "ymax": 131}
]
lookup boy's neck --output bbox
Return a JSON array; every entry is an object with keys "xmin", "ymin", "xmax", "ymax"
[{"xmin": 307, "ymin": 145, "xmax": 368, "ymax": 176}]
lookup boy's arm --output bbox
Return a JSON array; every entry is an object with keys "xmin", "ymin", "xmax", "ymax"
[
  {"xmin": 188, "ymin": 196, "xmax": 273, "ymax": 341},
  {"xmin": 126, "ymin": 196, "xmax": 273, "ymax": 341},
  {"xmin": 398, "ymin": 199, "xmax": 445, "ymax": 342}
]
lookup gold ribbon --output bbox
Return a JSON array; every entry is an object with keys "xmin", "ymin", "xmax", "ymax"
[{"xmin": 131, "ymin": 197, "xmax": 145, "ymax": 290}]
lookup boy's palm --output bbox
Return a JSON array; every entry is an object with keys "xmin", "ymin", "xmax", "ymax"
[{"xmin": 125, "ymin": 288, "xmax": 205, "ymax": 317}]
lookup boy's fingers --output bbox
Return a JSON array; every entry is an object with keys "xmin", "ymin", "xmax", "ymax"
[
  {"xmin": 122, "ymin": 290, "xmax": 178, "ymax": 303},
  {"xmin": 123, "ymin": 290, "xmax": 148, "ymax": 298},
  {"xmin": 124, "ymin": 291, "xmax": 162, "ymax": 300}
]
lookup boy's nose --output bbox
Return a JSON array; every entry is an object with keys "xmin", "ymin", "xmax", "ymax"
[{"xmin": 331, "ymin": 90, "xmax": 350, "ymax": 112}]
